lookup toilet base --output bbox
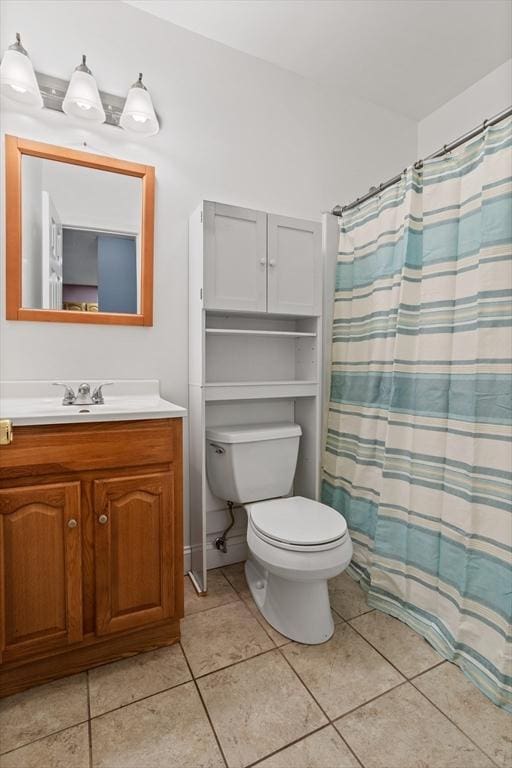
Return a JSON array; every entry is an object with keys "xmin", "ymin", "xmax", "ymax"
[{"xmin": 245, "ymin": 557, "xmax": 335, "ymax": 644}]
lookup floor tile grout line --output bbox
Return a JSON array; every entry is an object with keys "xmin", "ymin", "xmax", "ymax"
[
  {"xmin": 407, "ymin": 658, "xmax": 446, "ymax": 680},
  {"xmin": 205, "ymin": 571, "xmax": 408, "ymax": 767},
  {"xmin": 216, "ymin": 567, "xmax": 295, "ymax": 649},
  {"xmin": 184, "ymin": 591, "xmax": 280, "ymax": 653},
  {"xmin": 332, "ymin": 678, "xmax": 409, "ymax": 722},
  {"xmin": 245, "ymin": 723, "xmax": 337, "ymax": 768},
  {"xmin": 276, "ymin": 646, "xmax": 366, "ymax": 768},
  {"xmin": 347, "ymin": 616, "xmax": 439, "ymax": 682},
  {"xmin": 346, "ymin": 609, "xmax": 490, "ymax": 747},
  {"xmin": 0, "ymin": 718, "xmax": 91, "ymax": 758},
  {"xmin": 191, "ymin": 645, "xmax": 280, "ymax": 682},
  {"xmin": 86, "ymin": 670, "xmax": 93, "ymax": 768},
  {"xmin": 88, "ymin": 676, "xmax": 193, "ymax": 722},
  {"xmin": 185, "ymin": 589, "xmax": 393, "ymax": 768},
  {"xmin": 184, "ymin": 594, "xmax": 243, "ymax": 618},
  {"xmin": 179, "ymin": 640, "xmax": 230, "ymax": 768},
  {"xmin": 409, "ymin": 676, "xmax": 501, "ymax": 768},
  {"xmin": 341, "ymin": 607, "xmax": 374, "ymax": 621},
  {"xmin": 186, "ymin": 632, "xmax": 365, "ymax": 768},
  {"xmin": 238, "ymin": 596, "xmax": 292, "ymax": 649},
  {"xmin": 222, "ymin": 572, "xmax": 448, "ymax": 689}
]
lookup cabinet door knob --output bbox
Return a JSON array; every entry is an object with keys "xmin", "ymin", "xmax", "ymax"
[
  {"xmin": 98, "ymin": 514, "xmax": 108, "ymax": 525},
  {"xmin": 269, "ymin": 259, "xmax": 276, "ymax": 267},
  {"xmin": 67, "ymin": 518, "xmax": 78, "ymax": 529},
  {"xmin": 259, "ymin": 258, "xmax": 266, "ymax": 266}
]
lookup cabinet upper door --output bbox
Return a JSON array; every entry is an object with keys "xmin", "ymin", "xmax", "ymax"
[
  {"xmin": 0, "ymin": 482, "xmax": 82, "ymax": 663},
  {"xmin": 267, "ymin": 215, "xmax": 322, "ymax": 316},
  {"xmin": 94, "ymin": 472, "xmax": 175, "ymax": 636},
  {"xmin": 204, "ymin": 202, "xmax": 267, "ymax": 312}
]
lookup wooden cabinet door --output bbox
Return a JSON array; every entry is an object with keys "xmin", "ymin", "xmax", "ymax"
[
  {"xmin": 0, "ymin": 482, "xmax": 82, "ymax": 663},
  {"xmin": 267, "ymin": 215, "xmax": 322, "ymax": 316},
  {"xmin": 94, "ymin": 472, "xmax": 175, "ymax": 636},
  {"xmin": 204, "ymin": 202, "xmax": 268, "ymax": 312}
]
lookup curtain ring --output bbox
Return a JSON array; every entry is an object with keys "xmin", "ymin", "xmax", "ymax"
[{"xmin": 483, "ymin": 118, "xmax": 489, "ymax": 129}]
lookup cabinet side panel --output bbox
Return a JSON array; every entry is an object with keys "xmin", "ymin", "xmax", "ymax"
[
  {"xmin": 189, "ymin": 203, "xmax": 205, "ymax": 387},
  {"xmin": 189, "ymin": 385, "xmax": 206, "ymax": 592}
]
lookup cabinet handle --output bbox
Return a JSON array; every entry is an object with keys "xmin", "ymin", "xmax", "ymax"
[
  {"xmin": 98, "ymin": 514, "xmax": 108, "ymax": 525},
  {"xmin": 259, "ymin": 258, "xmax": 266, "ymax": 266},
  {"xmin": 67, "ymin": 518, "xmax": 78, "ymax": 529},
  {"xmin": 269, "ymin": 259, "xmax": 276, "ymax": 267}
]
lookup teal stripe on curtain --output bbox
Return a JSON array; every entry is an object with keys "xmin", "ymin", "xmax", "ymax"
[{"xmin": 322, "ymin": 116, "xmax": 512, "ymax": 711}]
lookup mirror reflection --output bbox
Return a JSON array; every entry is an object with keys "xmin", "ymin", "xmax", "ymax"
[{"xmin": 21, "ymin": 156, "xmax": 142, "ymax": 314}]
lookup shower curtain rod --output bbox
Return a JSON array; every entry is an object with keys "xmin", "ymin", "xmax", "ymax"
[{"xmin": 331, "ymin": 104, "xmax": 512, "ymax": 216}]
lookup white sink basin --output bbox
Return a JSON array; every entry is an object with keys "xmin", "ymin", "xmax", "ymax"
[{"xmin": 0, "ymin": 380, "xmax": 186, "ymax": 426}]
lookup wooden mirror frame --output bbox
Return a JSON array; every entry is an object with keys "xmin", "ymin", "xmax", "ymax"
[{"xmin": 5, "ymin": 135, "xmax": 155, "ymax": 326}]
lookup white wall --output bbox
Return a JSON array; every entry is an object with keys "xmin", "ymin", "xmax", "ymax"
[
  {"xmin": 418, "ymin": 59, "xmax": 512, "ymax": 157},
  {"xmin": 0, "ymin": 0, "xmax": 417, "ymax": 551}
]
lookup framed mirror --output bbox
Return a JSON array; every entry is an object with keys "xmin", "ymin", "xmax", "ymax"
[{"xmin": 5, "ymin": 135, "xmax": 154, "ymax": 325}]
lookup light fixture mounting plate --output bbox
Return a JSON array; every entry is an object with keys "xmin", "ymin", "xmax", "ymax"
[{"xmin": 35, "ymin": 72, "xmax": 125, "ymax": 127}]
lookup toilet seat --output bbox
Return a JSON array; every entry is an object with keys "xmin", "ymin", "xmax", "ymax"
[{"xmin": 247, "ymin": 496, "xmax": 348, "ymax": 552}]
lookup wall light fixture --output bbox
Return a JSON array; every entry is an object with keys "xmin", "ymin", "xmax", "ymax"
[
  {"xmin": 0, "ymin": 33, "xmax": 43, "ymax": 108},
  {"xmin": 0, "ymin": 33, "xmax": 160, "ymax": 137}
]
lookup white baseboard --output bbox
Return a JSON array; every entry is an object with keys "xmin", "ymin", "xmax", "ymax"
[{"xmin": 183, "ymin": 528, "xmax": 248, "ymax": 574}]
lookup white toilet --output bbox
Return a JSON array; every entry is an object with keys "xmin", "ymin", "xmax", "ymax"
[{"xmin": 205, "ymin": 422, "xmax": 353, "ymax": 644}]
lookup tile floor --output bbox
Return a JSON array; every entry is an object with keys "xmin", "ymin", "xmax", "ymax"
[{"xmin": 0, "ymin": 567, "xmax": 510, "ymax": 768}]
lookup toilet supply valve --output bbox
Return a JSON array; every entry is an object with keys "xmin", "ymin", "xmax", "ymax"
[{"xmin": 215, "ymin": 500, "xmax": 235, "ymax": 554}]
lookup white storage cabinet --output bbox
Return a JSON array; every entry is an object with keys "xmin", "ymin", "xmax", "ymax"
[{"xmin": 189, "ymin": 201, "xmax": 324, "ymax": 593}]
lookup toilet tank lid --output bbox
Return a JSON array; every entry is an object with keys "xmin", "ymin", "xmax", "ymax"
[{"xmin": 206, "ymin": 422, "xmax": 302, "ymax": 444}]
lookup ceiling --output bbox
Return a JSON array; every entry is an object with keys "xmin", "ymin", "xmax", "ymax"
[{"xmin": 125, "ymin": 0, "xmax": 511, "ymax": 120}]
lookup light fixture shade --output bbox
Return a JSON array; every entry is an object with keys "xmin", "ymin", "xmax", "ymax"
[
  {"xmin": 0, "ymin": 34, "xmax": 43, "ymax": 107},
  {"xmin": 120, "ymin": 74, "xmax": 159, "ymax": 136},
  {"xmin": 62, "ymin": 55, "xmax": 105, "ymax": 123}
]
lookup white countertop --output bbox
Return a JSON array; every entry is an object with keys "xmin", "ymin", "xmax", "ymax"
[{"xmin": 0, "ymin": 380, "xmax": 186, "ymax": 427}]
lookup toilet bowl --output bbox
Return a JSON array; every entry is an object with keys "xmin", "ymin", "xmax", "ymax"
[
  {"xmin": 205, "ymin": 422, "xmax": 353, "ymax": 644},
  {"xmin": 245, "ymin": 496, "xmax": 352, "ymax": 644}
]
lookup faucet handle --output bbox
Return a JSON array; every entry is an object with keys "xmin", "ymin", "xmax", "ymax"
[
  {"xmin": 53, "ymin": 382, "xmax": 76, "ymax": 405},
  {"xmin": 92, "ymin": 382, "xmax": 113, "ymax": 405}
]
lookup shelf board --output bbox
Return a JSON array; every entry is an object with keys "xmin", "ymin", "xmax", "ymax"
[
  {"xmin": 204, "ymin": 380, "xmax": 319, "ymax": 402},
  {"xmin": 205, "ymin": 329, "xmax": 316, "ymax": 338}
]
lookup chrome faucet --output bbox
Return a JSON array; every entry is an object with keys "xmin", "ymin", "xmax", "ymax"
[
  {"xmin": 91, "ymin": 382, "xmax": 113, "ymax": 404},
  {"xmin": 53, "ymin": 382, "xmax": 113, "ymax": 406}
]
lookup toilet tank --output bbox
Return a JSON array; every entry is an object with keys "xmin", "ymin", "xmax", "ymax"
[{"xmin": 205, "ymin": 422, "xmax": 302, "ymax": 504}]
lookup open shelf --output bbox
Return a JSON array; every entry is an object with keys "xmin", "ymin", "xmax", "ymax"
[
  {"xmin": 205, "ymin": 328, "xmax": 316, "ymax": 338},
  {"xmin": 204, "ymin": 380, "xmax": 319, "ymax": 401}
]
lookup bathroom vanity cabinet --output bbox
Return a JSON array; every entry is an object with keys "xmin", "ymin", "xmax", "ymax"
[{"xmin": 0, "ymin": 417, "xmax": 183, "ymax": 697}]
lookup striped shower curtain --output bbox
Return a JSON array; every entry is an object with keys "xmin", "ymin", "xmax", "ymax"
[{"xmin": 322, "ymin": 116, "xmax": 512, "ymax": 710}]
